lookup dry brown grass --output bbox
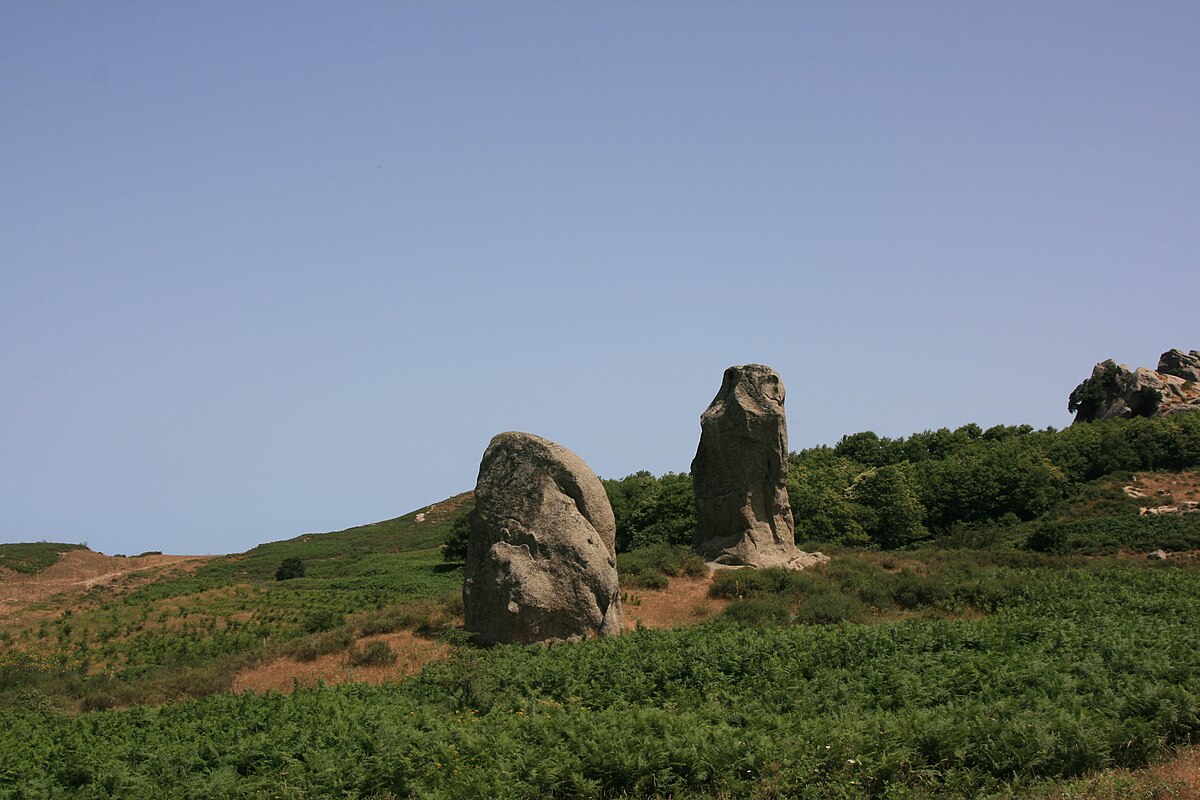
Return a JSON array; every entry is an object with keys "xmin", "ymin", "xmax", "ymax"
[
  {"xmin": 232, "ymin": 631, "xmax": 450, "ymax": 694},
  {"xmin": 1128, "ymin": 470, "xmax": 1200, "ymax": 504},
  {"xmin": 1039, "ymin": 745, "xmax": 1200, "ymax": 799},
  {"xmin": 0, "ymin": 550, "xmax": 209, "ymax": 627},
  {"xmin": 420, "ymin": 491, "xmax": 473, "ymax": 524},
  {"xmin": 622, "ymin": 573, "xmax": 729, "ymax": 630}
]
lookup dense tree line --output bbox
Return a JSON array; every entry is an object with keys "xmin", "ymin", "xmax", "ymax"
[{"xmin": 599, "ymin": 413, "xmax": 1200, "ymax": 552}]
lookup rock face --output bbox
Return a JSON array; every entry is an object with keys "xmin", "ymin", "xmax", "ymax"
[
  {"xmin": 1069, "ymin": 349, "xmax": 1200, "ymax": 423},
  {"xmin": 691, "ymin": 365, "xmax": 827, "ymax": 569},
  {"xmin": 464, "ymin": 432, "xmax": 622, "ymax": 645},
  {"xmin": 1159, "ymin": 349, "xmax": 1200, "ymax": 383}
]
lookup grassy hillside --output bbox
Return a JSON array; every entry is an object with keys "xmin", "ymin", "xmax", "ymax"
[
  {"xmin": 0, "ymin": 493, "xmax": 473, "ymax": 711},
  {"xmin": 195, "ymin": 491, "xmax": 472, "ymax": 582},
  {"xmin": 0, "ymin": 542, "xmax": 88, "ymax": 574}
]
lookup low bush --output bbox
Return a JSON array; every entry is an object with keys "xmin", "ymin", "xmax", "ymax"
[
  {"xmin": 1025, "ymin": 514, "xmax": 1200, "ymax": 554},
  {"xmin": 720, "ymin": 597, "xmax": 791, "ymax": 626},
  {"xmin": 793, "ymin": 590, "xmax": 867, "ymax": 625},
  {"xmin": 301, "ymin": 609, "xmax": 344, "ymax": 634},
  {"xmin": 619, "ymin": 544, "xmax": 708, "ymax": 589},
  {"xmin": 622, "ymin": 571, "xmax": 668, "ymax": 590},
  {"xmin": 274, "ymin": 557, "xmax": 305, "ymax": 581},
  {"xmin": 348, "ymin": 640, "xmax": 396, "ymax": 667},
  {"xmin": 289, "ymin": 630, "xmax": 353, "ymax": 662},
  {"xmin": 708, "ymin": 553, "xmax": 1034, "ymax": 622},
  {"xmin": 709, "ymin": 567, "xmax": 801, "ymax": 599}
]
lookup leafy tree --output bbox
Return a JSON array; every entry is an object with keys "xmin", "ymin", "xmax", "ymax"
[
  {"xmin": 604, "ymin": 471, "xmax": 695, "ymax": 552},
  {"xmin": 441, "ymin": 504, "xmax": 474, "ymax": 563},
  {"xmin": 787, "ymin": 448, "xmax": 869, "ymax": 545},
  {"xmin": 274, "ymin": 557, "xmax": 305, "ymax": 581},
  {"xmin": 834, "ymin": 431, "xmax": 902, "ymax": 467},
  {"xmin": 916, "ymin": 440, "xmax": 1067, "ymax": 531},
  {"xmin": 847, "ymin": 464, "xmax": 928, "ymax": 549},
  {"xmin": 957, "ymin": 423, "xmax": 983, "ymax": 439},
  {"xmin": 900, "ymin": 427, "xmax": 972, "ymax": 462}
]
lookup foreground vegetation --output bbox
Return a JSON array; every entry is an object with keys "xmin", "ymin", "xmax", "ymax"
[{"xmin": 2, "ymin": 557, "xmax": 1198, "ymax": 798}]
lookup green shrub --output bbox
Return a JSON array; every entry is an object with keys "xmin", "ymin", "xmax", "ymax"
[
  {"xmin": 274, "ymin": 557, "xmax": 305, "ymax": 581},
  {"xmin": 289, "ymin": 630, "xmax": 353, "ymax": 662},
  {"xmin": 618, "ymin": 543, "xmax": 706, "ymax": 588},
  {"xmin": 709, "ymin": 567, "xmax": 799, "ymax": 599},
  {"xmin": 441, "ymin": 504, "xmax": 474, "ymax": 563},
  {"xmin": 348, "ymin": 640, "xmax": 397, "ymax": 667},
  {"xmin": 358, "ymin": 599, "xmax": 444, "ymax": 636},
  {"xmin": 793, "ymin": 591, "xmax": 867, "ymax": 625},
  {"xmin": 1025, "ymin": 514, "xmax": 1200, "ymax": 554},
  {"xmin": 890, "ymin": 571, "xmax": 954, "ymax": 610},
  {"xmin": 301, "ymin": 609, "xmax": 344, "ymax": 634},
  {"xmin": 621, "ymin": 571, "xmax": 669, "ymax": 590},
  {"xmin": 720, "ymin": 597, "xmax": 791, "ymax": 626}
]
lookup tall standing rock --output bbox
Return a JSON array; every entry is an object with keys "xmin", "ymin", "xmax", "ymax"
[
  {"xmin": 692, "ymin": 364, "xmax": 825, "ymax": 569},
  {"xmin": 464, "ymin": 432, "xmax": 622, "ymax": 645}
]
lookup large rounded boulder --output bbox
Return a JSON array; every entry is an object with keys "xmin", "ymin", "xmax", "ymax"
[{"xmin": 464, "ymin": 432, "xmax": 622, "ymax": 645}]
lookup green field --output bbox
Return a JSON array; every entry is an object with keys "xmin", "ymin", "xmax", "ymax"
[{"xmin": 2, "ymin": 559, "xmax": 1198, "ymax": 798}]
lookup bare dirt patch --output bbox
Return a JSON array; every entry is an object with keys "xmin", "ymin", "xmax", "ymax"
[
  {"xmin": 1127, "ymin": 470, "xmax": 1200, "ymax": 504},
  {"xmin": 420, "ymin": 492, "xmax": 473, "ymax": 524},
  {"xmin": 622, "ymin": 573, "xmax": 728, "ymax": 630},
  {"xmin": 0, "ymin": 550, "xmax": 209, "ymax": 626},
  {"xmin": 232, "ymin": 631, "xmax": 450, "ymax": 694},
  {"xmin": 1045, "ymin": 744, "xmax": 1200, "ymax": 799}
]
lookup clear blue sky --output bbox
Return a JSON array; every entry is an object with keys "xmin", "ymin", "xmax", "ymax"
[{"xmin": 3, "ymin": 3, "xmax": 1198, "ymax": 556}]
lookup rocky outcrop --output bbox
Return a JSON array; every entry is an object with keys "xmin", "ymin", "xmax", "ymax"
[
  {"xmin": 1140, "ymin": 502, "xmax": 1200, "ymax": 517},
  {"xmin": 691, "ymin": 364, "xmax": 827, "ymax": 570},
  {"xmin": 1159, "ymin": 349, "xmax": 1200, "ymax": 383},
  {"xmin": 1069, "ymin": 349, "xmax": 1200, "ymax": 423},
  {"xmin": 464, "ymin": 432, "xmax": 622, "ymax": 645}
]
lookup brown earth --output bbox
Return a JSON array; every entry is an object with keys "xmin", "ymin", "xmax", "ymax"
[
  {"xmin": 233, "ymin": 572, "xmax": 728, "ymax": 694},
  {"xmin": 1044, "ymin": 744, "xmax": 1200, "ymax": 799},
  {"xmin": 1126, "ymin": 470, "xmax": 1200, "ymax": 504},
  {"xmin": 232, "ymin": 631, "xmax": 451, "ymax": 694},
  {"xmin": 418, "ymin": 491, "xmax": 473, "ymax": 524},
  {"xmin": 0, "ymin": 550, "xmax": 209, "ymax": 626},
  {"xmin": 622, "ymin": 572, "xmax": 728, "ymax": 630}
]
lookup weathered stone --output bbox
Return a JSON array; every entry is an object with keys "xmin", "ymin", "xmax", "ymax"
[
  {"xmin": 1158, "ymin": 349, "xmax": 1200, "ymax": 383},
  {"xmin": 1070, "ymin": 350, "xmax": 1200, "ymax": 423},
  {"xmin": 464, "ymin": 432, "xmax": 622, "ymax": 645},
  {"xmin": 1141, "ymin": 502, "xmax": 1200, "ymax": 516},
  {"xmin": 691, "ymin": 364, "xmax": 827, "ymax": 569}
]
